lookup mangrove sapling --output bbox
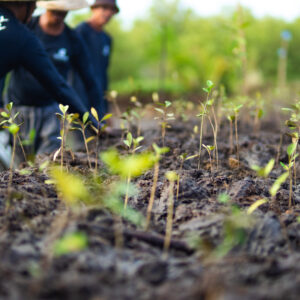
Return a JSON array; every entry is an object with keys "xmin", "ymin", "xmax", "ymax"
[
  {"xmin": 154, "ymin": 100, "xmax": 175, "ymax": 147},
  {"xmin": 101, "ymin": 149, "xmax": 156, "ymax": 211},
  {"xmin": 202, "ymin": 144, "xmax": 215, "ymax": 173},
  {"xmin": 0, "ymin": 102, "xmax": 27, "ymax": 163},
  {"xmin": 54, "ymin": 105, "xmax": 78, "ymax": 171},
  {"xmin": 123, "ymin": 132, "xmax": 144, "ymax": 154},
  {"xmin": 123, "ymin": 132, "xmax": 144, "ymax": 208},
  {"xmin": 280, "ymin": 143, "xmax": 298, "ymax": 207},
  {"xmin": 251, "ymin": 158, "xmax": 289, "ymax": 211},
  {"xmin": 146, "ymin": 143, "xmax": 170, "ymax": 231},
  {"xmin": 72, "ymin": 112, "xmax": 92, "ymax": 169},
  {"xmin": 90, "ymin": 107, "xmax": 113, "ymax": 174},
  {"xmin": 163, "ymin": 171, "xmax": 178, "ymax": 258},
  {"xmin": 197, "ymin": 80, "xmax": 214, "ymax": 170}
]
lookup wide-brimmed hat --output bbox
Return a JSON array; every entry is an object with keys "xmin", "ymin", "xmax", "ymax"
[
  {"xmin": 0, "ymin": 0, "xmax": 50, "ymax": 2},
  {"xmin": 37, "ymin": 0, "xmax": 88, "ymax": 11},
  {"xmin": 91, "ymin": 0, "xmax": 119, "ymax": 13}
]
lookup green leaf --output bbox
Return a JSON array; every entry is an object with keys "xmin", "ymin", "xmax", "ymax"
[
  {"xmin": 218, "ymin": 193, "xmax": 230, "ymax": 204},
  {"xmin": 165, "ymin": 101, "xmax": 172, "ymax": 108},
  {"xmin": 206, "ymin": 80, "xmax": 214, "ymax": 88},
  {"xmin": 287, "ymin": 143, "xmax": 297, "ymax": 156},
  {"xmin": 247, "ymin": 199, "xmax": 268, "ymax": 215},
  {"xmin": 270, "ymin": 172, "xmax": 289, "ymax": 197},
  {"xmin": 123, "ymin": 140, "xmax": 131, "ymax": 148},
  {"xmin": 264, "ymin": 159, "xmax": 275, "ymax": 177},
  {"xmin": 91, "ymin": 107, "xmax": 99, "ymax": 122},
  {"xmin": 101, "ymin": 113, "xmax": 113, "ymax": 123},
  {"xmin": 1, "ymin": 112, "xmax": 9, "ymax": 118},
  {"xmin": 8, "ymin": 123, "xmax": 19, "ymax": 135},
  {"xmin": 6, "ymin": 102, "xmax": 13, "ymax": 111},
  {"xmin": 280, "ymin": 162, "xmax": 289, "ymax": 171},
  {"xmin": 54, "ymin": 232, "xmax": 88, "ymax": 256},
  {"xmin": 83, "ymin": 112, "xmax": 89, "ymax": 125},
  {"xmin": 59, "ymin": 104, "xmax": 69, "ymax": 115},
  {"xmin": 166, "ymin": 171, "xmax": 178, "ymax": 181}
]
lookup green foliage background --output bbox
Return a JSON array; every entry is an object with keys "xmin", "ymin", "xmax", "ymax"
[{"xmin": 68, "ymin": 0, "xmax": 300, "ymax": 95}]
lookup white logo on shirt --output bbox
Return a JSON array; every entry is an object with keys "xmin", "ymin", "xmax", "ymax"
[
  {"xmin": 0, "ymin": 16, "xmax": 9, "ymax": 31},
  {"xmin": 53, "ymin": 48, "xmax": 69, "ymax": 62},
  {"xmin": 103, "ymin": 45, "xmax": 110, "ymax": 56}
]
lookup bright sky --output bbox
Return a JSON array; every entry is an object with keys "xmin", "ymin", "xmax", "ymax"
[{"xmin": 117, "ymin": 0, "xmax": 300, "ymax": 26}]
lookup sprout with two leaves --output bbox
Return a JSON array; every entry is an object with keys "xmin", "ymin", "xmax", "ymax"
[
  {"xmin": 250, "ymin": 158, "xmax": 289, "ymax": 213},
  {"xmin": 54, "ymin": 104, "xmax": 78, "ymax": 170},
  {"xmin": 0, "ymin": 102, "xmax": 24, "ymax": 190},
  {"xmin": 154, "ymin": 100, "xmax": 175, "ymax": 147},
  {"xmin": 123, "ymin": 132, "xmax": 144, "ymax": 154},
  {"xmin": 226, "ymin": 103, "xmax": 243, "ymax": 165},
  {"xmin": 203, "ymin": 144, "xmax": 215, "ymax": 173}
]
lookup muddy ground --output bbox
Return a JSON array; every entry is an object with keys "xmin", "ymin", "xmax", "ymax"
[{"xmin": 0, "ymin": 116, "xmax": 300, "ymax": 300}]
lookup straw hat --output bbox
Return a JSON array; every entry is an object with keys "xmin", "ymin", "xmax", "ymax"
[
  {"xmin": 37, "ymin": 0, "xmax": 88, "ymax": 11},
  {"xmin": 0, "ymin": 0, "xmax": 50, "ymax": 2}
]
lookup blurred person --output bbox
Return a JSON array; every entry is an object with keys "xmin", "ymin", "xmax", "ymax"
[
  {"xmin": 6, "ymin": 0, "xmax": 104, "ymax": 157},
  {"xmin": 0, "ymin": 0, "xmax": 96, "ymax": 168},
  {"xmin": 72, "ymin": 0, "xmax": 119, "ymax": 116}
]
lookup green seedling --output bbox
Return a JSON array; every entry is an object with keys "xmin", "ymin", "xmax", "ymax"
[
  {"xmin": 196, "ymin": 80, "xmax": 214, "ymax": 170},
  {"xmin": 251, "ymin": 159, "xmax": 275, "ymax": 178},
  {"xmin": 90, "ymin": 107, "xmax": 113, "ymax": 174},
  {"xmin": 251, "ymin": 158, "xmax": 288, "ymax": 210},
  {"xmin": 72, "ymin": 112, "xmax": 93, "ymax": 168},
  {"xmin": 176, "ymin": 153, "xmax": 198, "ymax": 201},
  {"xmin": 54, "ymin": 232, "xmax": 88, "ymax": 256},
  {"xmin": 55, "ymin": 105, "xmax": 78, "ymax": 171},
  {"xmin": 101, "ymin": 149, "xmax": 156, "ymax": 210},
  {"xmin": 227, "ymin": 104, "xmax": 243, "ymax": 165},
  {"xmin": 0, "ymin": 102, "xmax": 25, "ymax": 191},
  {"xmin": 154, "ymin": 100, "xmax": 175, "ymax": 147},
  {"xmin": 280, "ymin": 143, "xmax": 298, "ymax": 207},
  {"xmin": 130, "ymin": 96, "xmax": 145, "ymax": 137},
  {"xmin": 203, "ymin": 144, "xmax": 215, "ymax": 173},
  {"xmin": 163, "ymin": 171, "xmax": 178, "ymax": 258},
  {"xmin": 146, "ymin": 143, "xmax": 170, "ymax": 231},
  {"xmin": 123, "ymin": 132, "xmax": 144, "ymax": 154},
  {"xmin": 49, "ymin": 166, "xmax": 90, "ymax": 206}
]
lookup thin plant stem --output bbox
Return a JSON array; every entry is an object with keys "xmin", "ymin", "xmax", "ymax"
[
  {"xmin": 8, "ymin": 134, "xmax": 17, "ymax": 191},
  {"xmin": 94, "ymin": 122, "xmax": 100, "ymax": 175},
  {"xmin": 124, "ymin": 174, "xmax": 132, "ymax": 210},
  {"xmin": 82, "ymin": 128, "xmax": 92, "ymax": 169},
  {"xmin": 17, "ymin": 134, "xmax": 27, "ymax": 162},
  {"xmin": 61, "ymin": 119, "xmax": 65, "ymax": 171},
  {"xmin": 146, "ymin": 162, "xmax": 159, "ymax": 231},
  {"xmin": 212, "ymin": 107, "xmax": 219, "ymax": 169},
  {"xmin": 234, "ymin": 113, "xmax": 240, "ymax": 166},
  {"xmin": 229, "ymin": 120, "xmax": 234, "ymax": 155},
  {"xmin": 198, "ymin": 114, "xmax": 205, "ymax": 170}
]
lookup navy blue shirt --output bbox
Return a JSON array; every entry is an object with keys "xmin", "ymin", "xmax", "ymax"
[
  {"xmin": 73, "ymin": 22, "xmax": 112, "ymax": 114},
  {"xmin": 7, "ymin": 16, "xmax": 104, "ymax": 116},
  {"xmin": 0, "ymin": 7, "xmax": 89, "ymax": 116},
  {"xmin": 0, "ymin": 77, "xmax": 4, "ymax": 105}
]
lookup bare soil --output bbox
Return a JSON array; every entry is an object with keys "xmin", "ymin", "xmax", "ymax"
[{"xmin": 0, "ymin": 117, "xmax": 300, "ymax": 300}]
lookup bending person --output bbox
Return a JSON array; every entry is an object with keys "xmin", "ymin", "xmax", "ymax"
[
  {"xmin": 6, "ymin": 0, "xmax": 103, "ymax": 156},
  {"xmin": 72, "ymin": 0, "xmax": 119, "ymax": 116}
]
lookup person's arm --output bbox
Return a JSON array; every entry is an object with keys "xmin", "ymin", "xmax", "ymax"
[
  {"xmin": 19, "ymin": 31, "xmax": 90, "ymax": 118},
  {"xmin": 71, "ymin": 33, "xmax": 105, "ymax": 118},
  {"xmin": 0, "ymin": 77, "xmax": 4, "ymax": 109}
]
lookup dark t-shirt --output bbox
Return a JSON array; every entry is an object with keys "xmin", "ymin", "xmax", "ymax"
[
  {"xmin": 73, "ymin": 22, "xmax": 112, "ymax": 114},
  {"xmin": 7, "ymin": 16, "xmax": 103, "ymax": 115},
  {"xmin": 0, "ymin": 7, "xmax": 88, "ymax": 115}
]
